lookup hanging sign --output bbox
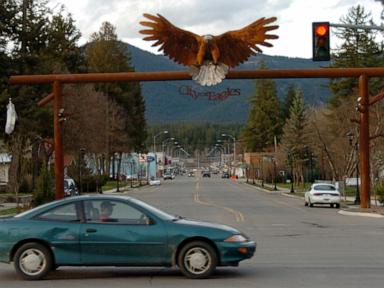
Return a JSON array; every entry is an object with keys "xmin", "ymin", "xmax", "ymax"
[{"xmin": 179, "ymin": 85, "xmax": 241, "ymax": 101}]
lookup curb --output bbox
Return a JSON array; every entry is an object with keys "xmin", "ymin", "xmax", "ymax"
[
  {"xmin": 338, "ymin": 210, "xmax": 384, "ymax": 218},
  {"xmin": 242, "ymin": 181, "xmax": 287, "ymax": 194},
  {"xmin": 281, "ymin": 192, "xmax": 303, "ymax": 199}
]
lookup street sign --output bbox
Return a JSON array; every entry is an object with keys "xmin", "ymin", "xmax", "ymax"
[{"xmin": 147, "ymin": 155, "xmax": 155, "ymax": 162}]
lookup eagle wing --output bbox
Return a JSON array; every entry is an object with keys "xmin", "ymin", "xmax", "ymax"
[
  {"xmin": 139, "ymin": 13, "xmax": 202, "ymax": 66},
  {"xmin": 215, "ymin": 17, "xmax": 279, "ymax": 68}
]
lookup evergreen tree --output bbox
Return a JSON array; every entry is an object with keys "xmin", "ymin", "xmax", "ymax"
[
  {"xmin": 281, "ymin": 84, "xmax": 297, "ymax": 121},
  {"xmin": 282, "ymin": 89, "xmax": 308, "ymax": 156},
  {"xmin": 241, "ymin": 64, "xmax": 282, "ymax": 152},
  {"xmin": 281, "ymin": 89, "xmax": 309, "ymax": 184},
  {"xmin": 0, "ymin": 1, "xmax": 84, "ymax": 193},
  {"xmin": 84, "ymin": 21, "xmax": 147, "ymax": 153},
  {"xmin": 329, "ymin": 5, "xmax": 384, "ymax": 107},
  {"xmin": 41, "ymin": 8, "xmax": 84, "ymax": 73}
]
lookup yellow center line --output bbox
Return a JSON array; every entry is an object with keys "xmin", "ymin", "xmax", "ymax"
[{"xmin": 194, "ymin": 179, "xmax": 245, "ymax": 222}]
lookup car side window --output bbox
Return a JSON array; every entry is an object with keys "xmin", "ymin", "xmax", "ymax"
[
  {"xmin": 36, "ymin": 203, "xmax": 80, "ymax": 222},
  {"xmin": 84, "ymin": 200, "xmax": 151, "ymax": 225}
]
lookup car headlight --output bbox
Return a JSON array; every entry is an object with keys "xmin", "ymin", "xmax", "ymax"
[{"xmin": 224, "ymin": 234, "xmax": 247, "ymax": 243}]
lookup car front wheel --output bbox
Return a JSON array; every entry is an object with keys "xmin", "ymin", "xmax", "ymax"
[
  {"xmin": 178, "ymin": 241, "xmax": 217, "ymax": 279},
  {"xmin": 14, "ymin": 242, "xmax": 53, "ymax": 280}
]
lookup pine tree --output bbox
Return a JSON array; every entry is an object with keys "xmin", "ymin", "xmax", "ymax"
[
  {"xmin": 241, "ymin": 64, "xmax": 282, "ymax": 152},
  {"xmin": 0, "ymin": 1, "xmax": 85, "ymax": 193},
  {"xmin": 281, "ymin": 89, "xmax": 308, "ymax": 184},
  {"xmin": 282, "ymin": 89, "xmax": 307, "ymax": 155},
  {"xmin": 84, "ymin": 21, "xmax": 147, "ymax": 172},
  {"xmin": 281, "ymin": 84, "xmax": 297, "ymax": 121},
  {"xmin": 329, "ymin": 5, "xmax": 384, "ymax": 107}
]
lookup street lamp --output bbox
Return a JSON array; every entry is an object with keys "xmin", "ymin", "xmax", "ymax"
[
  {"xmin": 222, "ymin": 133, "xmax": 236, "ymax": 175},
  {"xmin": 78, "ymin": 148, "xmax": 85, "ymax": 195},
  {"xmin": 347, "ymin": 132, "xmax": 360, "ymax": 205},
  {"xmin": 215, "ymin": 144, "xmax": 225, "ymax": 167},
  {"xmin": 287, "ymin": 151, "xmax": 294, "ymax": 193},
  {"xmin": 153, "ymin": 130, "xmax": 168, "ymax": 152},
  {"xmin": 162, "ymin": 137, "xmax": 175, "ymax": 153},
  {"xmin": 115, "ymin": 153, "xmax": 121, "ymax": 192}
]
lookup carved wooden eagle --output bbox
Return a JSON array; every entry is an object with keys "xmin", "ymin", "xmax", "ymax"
[{"xmin": 139, "ymin": 13, "xmax": 278, "ymax": 86}]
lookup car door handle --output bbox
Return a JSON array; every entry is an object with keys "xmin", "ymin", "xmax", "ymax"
[{"xmin": 86, "ymin": 228, "xmax": 97, "ymax": 233}]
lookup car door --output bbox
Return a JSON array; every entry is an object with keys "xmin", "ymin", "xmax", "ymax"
[
  {"xmin": 80, "ymin": 199, "xmax": 168, "ymax": 265},
  {"xmin": 33, "ymin": 202, "xmax": 82, "ymax": 265}
]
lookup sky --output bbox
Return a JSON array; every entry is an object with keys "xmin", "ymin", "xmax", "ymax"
[{"xmin": 47, "ymin": 0, "xmax": 383, "ymax": 59}]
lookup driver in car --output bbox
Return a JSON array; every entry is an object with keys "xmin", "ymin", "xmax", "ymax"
[{"xmin": 100, "ymin": 201, "xmax": 115, "ymax": 222}]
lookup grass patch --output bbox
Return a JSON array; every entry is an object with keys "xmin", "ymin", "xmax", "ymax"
[
  {"xmin": 102, "ymin": 181, "xmax": 118, "ymax": 191},
  {"xmin": 277, "ymin": 183, "xmax": 311, "ymax": 192},
  {"xmin": 0, "ymin": 207, "xmax": 18, "ymax": 216},
  {"xmin": 101, "ymin": 180, "xmax": 134, "ymax": 192}
]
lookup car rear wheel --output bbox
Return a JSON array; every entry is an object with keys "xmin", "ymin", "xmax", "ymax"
[
  {"xmin": 14, "ymin": 242, "xmax": 53, "ymax": 280},
  {"xmin": 178, "ymin": 241, "xmax": 217, "ymax": 279},
  {"xmin": 308, "ymin": 199, "xmax": 314, "ymax": 207}
]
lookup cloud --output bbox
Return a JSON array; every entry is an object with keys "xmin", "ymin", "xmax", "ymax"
[{"xmin": 48, "ymin": 0, "xmax": 383, "ymax": 58}]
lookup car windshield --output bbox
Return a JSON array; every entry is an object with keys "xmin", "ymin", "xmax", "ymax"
[
  {"xmin": 128, "ymin": 197, "xmax": 175, "ymax": 221},
  {"xmin": 314, "ymin": 185, "xmax": 336, "ymax": 191}
]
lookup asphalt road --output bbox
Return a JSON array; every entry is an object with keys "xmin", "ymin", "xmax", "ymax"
[{"xmin": 1, "ymin": 174, "xmax": 384, "ymax": 288}]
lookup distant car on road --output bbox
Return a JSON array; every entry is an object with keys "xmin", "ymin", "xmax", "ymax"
[
  {"xmin": 304, "ymin": 183, "xmax": 341, "ymax": 208},
  {"xmin": 188, "ymin": 172, "xmax": 194, "ymax": 177},
  {"xmin": 202, "ymin": 171, "xmax": 211, "ymax": 178},
  {"xmin": 64, "ymin": 178, "xmax": 78, "ymax": 197},
  {"xmin": 163, "ymin": 173, "xmax": 173, "ymax": 180},
  {"xmin": 222, "ymin": 172, "xmax": 230, "ymax": 179},
  {"xmin": 0, "ymin": 195, "xmax": 256, "ymax": 280}
]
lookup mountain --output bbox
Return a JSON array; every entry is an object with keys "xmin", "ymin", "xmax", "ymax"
[{"xmin": 125, "ymin": 43, "xmax": 330, "ymax": 124}]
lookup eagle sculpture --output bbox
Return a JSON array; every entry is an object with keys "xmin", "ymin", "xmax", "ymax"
[{"xmin": 139, "ymin": 13, "xmax": 278, "ymax": 86}]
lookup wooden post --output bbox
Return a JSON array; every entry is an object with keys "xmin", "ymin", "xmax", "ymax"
[
  {"xmin": 53, "ymin": 81, "xmax": 64, "ymax": 199},
  {"xmin": 359, "ymin": 75, "xmax": 370, "ymax": 208}
]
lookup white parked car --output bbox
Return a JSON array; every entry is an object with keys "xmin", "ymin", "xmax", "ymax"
[
  {"xmin": 149, "ymin": 178, "xmax": 161, "ymax": 186},
  {"xmin": 304, "ymin": 183, "xmax": 341, "ymax": 208}
]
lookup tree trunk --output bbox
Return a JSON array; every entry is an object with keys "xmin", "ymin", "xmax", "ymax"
[
  {"xmin": 6, "ymin": 136, "xmax": 23, "ymax": 195},
  {"xmin": 313, "ymin": 121, "xmax": 339, "ymax": 180}
]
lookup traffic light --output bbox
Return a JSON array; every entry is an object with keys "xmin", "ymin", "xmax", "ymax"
[{"xmin": 312, "ymin": 22, "xmax": 330, "ymax": 61}]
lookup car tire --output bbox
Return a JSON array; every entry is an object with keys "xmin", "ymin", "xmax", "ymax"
[
  {"xmin": 335, "ymin": 203, "xmax": 340, "ymax": 209},
  {"xmin": 178, "ymin": 241, "xmax": 217, "ymax": 279},
  {"xmin": 308, "ymin": 199, "xmax": 314, "ymax": 207},
  {"xmin": 14, "ymin": 242, "xmax": 53, "ymax": 280}
]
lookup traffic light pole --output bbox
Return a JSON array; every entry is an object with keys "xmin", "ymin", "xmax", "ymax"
[{"xmin": 330, "ymin": 23, "xmax": 384, "ymax": 31}]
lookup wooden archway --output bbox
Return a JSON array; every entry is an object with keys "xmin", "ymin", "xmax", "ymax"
[{"xmin": 10, "ymin": 67, "xmax": 384, "ymax": 208}]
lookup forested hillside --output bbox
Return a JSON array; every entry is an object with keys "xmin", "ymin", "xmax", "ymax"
[{"xmin": 126, "ymin": 43, "xmax": 331, "ymax": 123}]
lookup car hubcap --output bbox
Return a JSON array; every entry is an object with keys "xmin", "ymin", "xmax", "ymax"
[
  {"xmin": 19, "ymin": 249, "xmax": 46, "ymax": 276},
  {"xmin": 184, "ymin": 247, "xmax": 211, "ymax": 274}
]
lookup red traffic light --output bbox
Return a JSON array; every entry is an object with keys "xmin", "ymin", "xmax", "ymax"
[
  {"xmin": 312, "ymin": 22, "xmax": 330, "ymax": 61},
  {"xmin": 315, "ymin": 24, "xmax": 328, "ymax": 37}
]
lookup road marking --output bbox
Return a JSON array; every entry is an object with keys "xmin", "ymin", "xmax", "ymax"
[{"xmin": 194, "ymin": 180, "xmax": 245, "ymax": 222}]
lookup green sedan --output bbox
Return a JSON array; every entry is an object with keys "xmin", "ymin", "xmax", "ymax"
[{"xmin": 0, "ymin": 195, "xmax": 255, "ymax": 280}]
